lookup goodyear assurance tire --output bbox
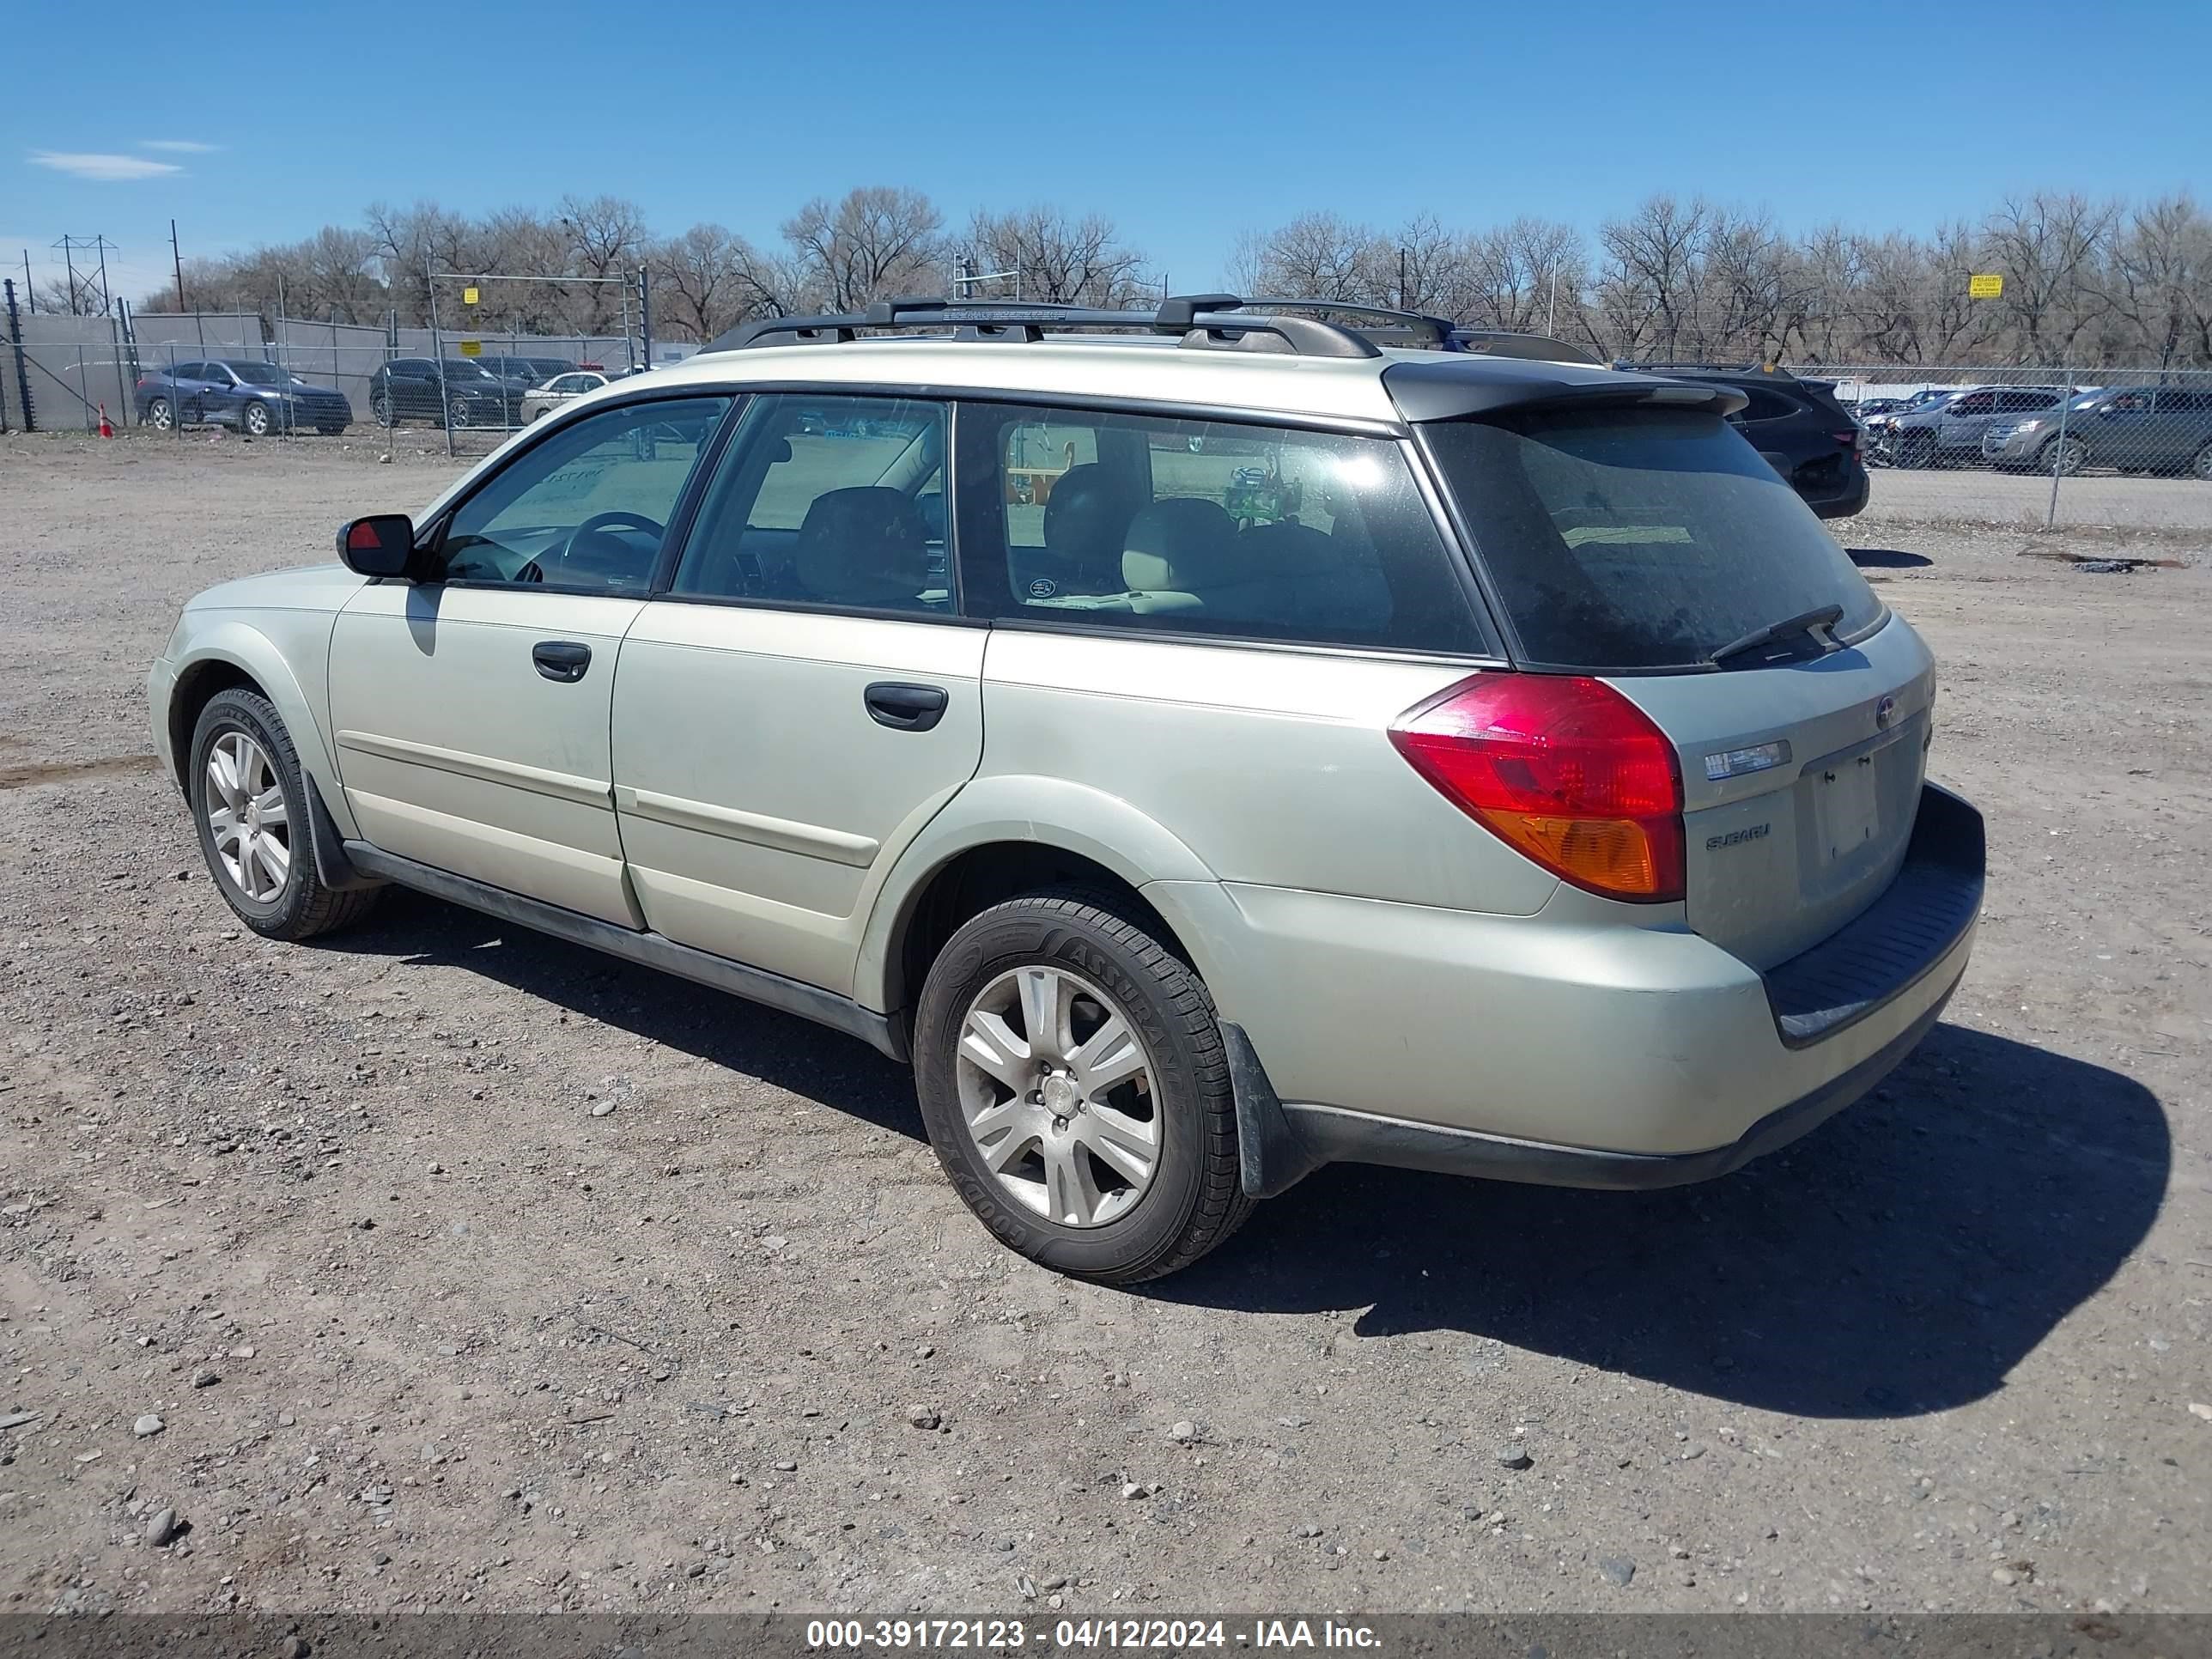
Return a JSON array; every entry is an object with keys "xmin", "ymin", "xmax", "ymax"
[
  {"xmin": 188, "ymin": 688, "xmax": 380, "ymax": 942},
  {"xmin": 914, "ymin": 892, "xmax": 1252, "ymax": 1282}
]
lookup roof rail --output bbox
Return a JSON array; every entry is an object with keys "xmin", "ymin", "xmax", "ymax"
[
  {"xmin": 1451, "ymin": 330, "xmax": 1606, "ymax": 366},
  {"xmin": 1612, "ymin": 358, "xmax": 1790, "ymax": 375},
  {"xmin": 700, "ymin": 294, "xmax": 1457, "ymax": 360}
]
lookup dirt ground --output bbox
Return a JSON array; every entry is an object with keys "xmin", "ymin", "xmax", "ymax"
[{"xmin": 1, "ymin": 432, "xmax": 2207, "ymax": 1620}]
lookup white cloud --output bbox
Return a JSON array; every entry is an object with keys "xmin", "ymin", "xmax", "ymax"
[
  {"xmin": 141, "ymin": 140, "xmax": 220, "ymax": 154},
  {"xmin": 29, "ymin": 150, "xmax": 183, "ymax": 181}
]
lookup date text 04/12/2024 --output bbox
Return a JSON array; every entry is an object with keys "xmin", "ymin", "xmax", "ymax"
[{"xmin": 804, "ymin": 1618, "xmax": 1383, "ymax": 1650}]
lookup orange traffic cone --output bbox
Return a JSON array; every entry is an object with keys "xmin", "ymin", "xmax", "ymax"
[{"xmin": 98, "ymin": 404, "xmax": 114, "ymax": 439}]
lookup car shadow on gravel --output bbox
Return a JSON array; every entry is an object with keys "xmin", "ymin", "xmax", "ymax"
[
  {"xmin": 1846, "ymin": 547, "xmax": 1936, "ymax": 568},
  {"xmin": 1152, "ymin": 1022, "xmax": 2170, "ymax": 1418},
  {"xmin": 333, "ymin": 890, "xmax": 923, "ymax": 1139}
]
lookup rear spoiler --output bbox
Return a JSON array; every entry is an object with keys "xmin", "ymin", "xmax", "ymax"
[{"xmin": 1382, "ymin": 358, "xmax": 1750, "ymax": 422}]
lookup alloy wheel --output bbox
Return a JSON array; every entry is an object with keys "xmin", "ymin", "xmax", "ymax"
[
  {"xmin": 2052, "ymin": 436, "xmax": 2088, "ymax": 476},
  {"xmin": 149, "ymin": 398, "xmax": 173, "ymax": 431},
  {"xmin": 954, "ymin": 964, "xmax": 1161, "ymax": 1228},
  {"xmin": 204, "ymin": 731, "xmax": 292, "ymax": 903}
]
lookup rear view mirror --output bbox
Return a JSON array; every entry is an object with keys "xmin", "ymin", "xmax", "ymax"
[{"xmin": 337, "ymin": 514, "xmax": 418, "ymax": 579}]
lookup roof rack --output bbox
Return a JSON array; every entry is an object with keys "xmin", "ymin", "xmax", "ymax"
[{"xmin": 702, "ymin": 294, "xmax": 1483, "ymax": 360}]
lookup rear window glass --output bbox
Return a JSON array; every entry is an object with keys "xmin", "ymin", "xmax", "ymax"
[
  {"xmin": 953, "ymin": 403, "xmax": 1484, "ymax": 653},
  {"xmin": 1425, "ymin": 410, "xmax": 1884, "ymax": 672}
]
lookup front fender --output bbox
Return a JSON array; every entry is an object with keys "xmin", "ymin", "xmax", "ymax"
[
  {"xmin": 169, "ymin": 617, "xmax": 356, "ymax": 838},
  {"xmin": 852, "ymin": 773, "xmax": 1221, "ymax": 1015}
]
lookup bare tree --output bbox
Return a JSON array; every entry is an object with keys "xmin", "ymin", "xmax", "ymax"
[
  {"xmin": 783, "ymin": 187, "xmax": 945, "ymax": 312},
  {"xmin": 556, "ymin": 195, "xmax": 649, "ymax": 332},
  {"xmin": 2108, "ymin": 193, "xmax": 2212, "ymax": 368},
  {"xmin": 648, "ymin": 223, "xmax": 793, "ymax": 341},
  {"xmin": 1596, "ymin": 195, "xmax": 1710, "ymax": 359},
  {"xmin": 963, "ymin": 207, "xmax": 1152, "ymax": 306},
  {"xmin": 1981, "ymin": 191, "xmax": 2118, "ymax": 362},
  {"xmin": 125, "ymin": 185, "xmax": 2212, "ymax": 370},
  {"xmin": 1466, "ymin": 217, "xmax": 1588, "ymax": 338},
  {"xmin": 1233, "ymin": 212, "xmax": 1390, "ymax": 303}
]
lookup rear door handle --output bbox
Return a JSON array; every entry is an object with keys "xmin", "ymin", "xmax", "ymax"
[
  {"xmin": 532, "ymin": 640, "xmax": 592, "ymax": 683},
  {"xmin": 864, "ymin": 681, "xmax": 949, "ymax": 732}
]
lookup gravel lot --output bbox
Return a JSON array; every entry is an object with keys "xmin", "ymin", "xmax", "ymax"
[{"xmin": 1, "ymin": 433, "xmax": 2207, "ymax": 1620}]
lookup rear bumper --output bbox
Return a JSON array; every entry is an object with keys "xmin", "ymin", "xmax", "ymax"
[
  {"xmin": 1231, "ymin": 976, "xmax": 1956, "ymax": 1194},
  {"xmin": 1803, "ymin": 460, "xmax": 1871, "ymax": 520},
  {"xmin": 1176, "ymin": 781, "xmax": 1983, "ymax": 1197}
]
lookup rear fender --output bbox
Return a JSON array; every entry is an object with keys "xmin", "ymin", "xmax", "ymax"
[{"xmin": 852, "ymin": 774, "xmax": 1220, "ymax": 1015}]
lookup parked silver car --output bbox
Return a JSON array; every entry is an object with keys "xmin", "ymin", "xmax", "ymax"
[
  {"xmin": 520, "ymin": 368, "xmax": 623, "ymax": 424},
  {"xmin": 1885, "ymin": 385, "xmax": 2068, "ymax": 468},
  {"xmin": 147, "ymin": 297, "xmax": 1983, "ymax": 1281}
]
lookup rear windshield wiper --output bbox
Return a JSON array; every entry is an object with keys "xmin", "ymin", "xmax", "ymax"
[{"xmin": 1707, "ymin": 604, "xmax": 1845, "ymax": 670}]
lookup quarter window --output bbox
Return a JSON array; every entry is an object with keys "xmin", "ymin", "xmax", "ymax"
[
  {"xmin": 436, "ymin": 396, "xmax": 731, "ymax": 593},
  {"xmin": 672, "ymin": 393, "xmax": 950, "ymax": 615},
  {"xmin": 952, "ymin": 402, "xmax": 1483, "ymax": 653}
]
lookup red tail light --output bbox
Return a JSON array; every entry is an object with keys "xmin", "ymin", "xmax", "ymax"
[
  {"xmin": 1389, "ymin": 673, "xmax": 1686, "ymax": 902},
  {"xmin": 1837, "ymin": 428, "xmax": 1865, "ymax": 453}
]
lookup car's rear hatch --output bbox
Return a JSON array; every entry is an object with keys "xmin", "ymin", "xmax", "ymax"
[{"xmin": 1419, "ymin": 402, "xmax": 1931, "ymax": 969}]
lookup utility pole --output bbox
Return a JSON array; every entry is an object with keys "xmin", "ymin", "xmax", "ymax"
[
  {"xmin": 1399, "ymin": 246, "xmax": 1408, "ymax": 313},
  {"xmin": 20, "ymin": 250, "xmax": 33, "ymax": 313},
  {"xmin": 172, "ymin": 220, "xmax": 187, "ymax": 313}
]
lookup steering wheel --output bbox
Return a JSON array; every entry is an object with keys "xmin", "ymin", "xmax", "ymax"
[{"xmin": 557, "ymin": 510, "xmax": 665, "ymax": 581}]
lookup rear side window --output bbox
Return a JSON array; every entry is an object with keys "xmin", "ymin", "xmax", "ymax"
[
  {"xmin": 1729, "ymin": 387, "xmax": 1799, "ymax": 423},
  {"xmin": 1425, "ymin": 410, "xmax": 1884, "ymax": 672},
  {"xmin": 953, "ymin": 402, "xmax": 1484, "ymax": 653},
  {"xmin": 1996, "ymin": 389, "xmax": 2058, "ymax": 412}
]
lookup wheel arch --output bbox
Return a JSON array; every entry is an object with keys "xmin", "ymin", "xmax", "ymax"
[
  {"xmin": 856, "ymin": 779, "xmax": 1222, "ymax": 1022},
  {"xmin": 167, "ymin": 623, "xmax": 355, "ymax": 836}
]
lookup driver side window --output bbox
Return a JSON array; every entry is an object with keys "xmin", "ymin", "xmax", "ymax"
[
  {"xmin": 437, "ymin": 395, "xmax": 731, "ymax": 593},
  {"xmin": 672, "ymin": 392, "xmax": 950, "ymax": 614}
]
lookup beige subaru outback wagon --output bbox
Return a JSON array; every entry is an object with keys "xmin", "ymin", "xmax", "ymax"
[{"xmin": 149, "ymin": 296, "xmax": 1983, "ymax": 1281}]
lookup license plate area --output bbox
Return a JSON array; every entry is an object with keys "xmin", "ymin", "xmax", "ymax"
[{"xmin": 1818, "ymin": 752, "xmax": 1881, "ymax": 863}]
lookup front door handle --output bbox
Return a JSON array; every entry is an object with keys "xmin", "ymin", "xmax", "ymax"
[
  {"xmin": 864, "ymin": 681, "xmax": 949, "ymax": 732},
  {"xmin": 532, "ymin": 640, "xmax": 592, "ymax": 683}
]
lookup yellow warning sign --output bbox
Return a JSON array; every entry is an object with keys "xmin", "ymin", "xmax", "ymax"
[
  {"xmin": 458, "ymin": 339, "xmax": 482, "ymax": 357},
  {"xmin": 1968, "ymin": 273, "xmax": 2003, "ymax": 300},
  {"xmin": 463, "ymin": 285, "xmax": 480, "ymax": 306}
]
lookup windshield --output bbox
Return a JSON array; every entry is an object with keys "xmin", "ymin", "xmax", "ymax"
[
  {"xmin": 228, "ymin": 362, "xmax": 292, "ymax": 386},
  {"xmin": 1425, "ymin": 410, "xmax": 1886, "ymax": 672}
]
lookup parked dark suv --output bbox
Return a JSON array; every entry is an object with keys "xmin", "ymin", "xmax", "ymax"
[
  {"xmin": 134, "ymin": 359, "xmax": 353, "ymax": 435},
  {"xmin": 1614, "ymin": 363, "xmax": 1869, "ymax": 519},
  {"xmin": 368, "ymin": 359, "xmax": 526, "ymax": 428}
]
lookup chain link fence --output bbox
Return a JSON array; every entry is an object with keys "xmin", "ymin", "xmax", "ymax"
[
  {"xmin": 1800, "ymin": 362, "xmax": 2212, "ymax": 536},
  {"xmin": 3, "ymin": 268, "xmax": 665, "ymax": 455}
]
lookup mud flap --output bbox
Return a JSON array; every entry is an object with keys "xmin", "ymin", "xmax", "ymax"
[{"xmin": 1222, "ymin": 1020, "xmax": 1325, "ymax": 1200}]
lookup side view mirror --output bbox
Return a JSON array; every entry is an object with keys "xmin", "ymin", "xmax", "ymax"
[{"xmin": 338, "ymin": 514, "xmax": 420, "ymax": 580}]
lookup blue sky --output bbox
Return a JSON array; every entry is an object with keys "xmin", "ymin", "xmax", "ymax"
[{"xmin": 9, "ymin": 0, "xmax": 2209, "ymax": 306}]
